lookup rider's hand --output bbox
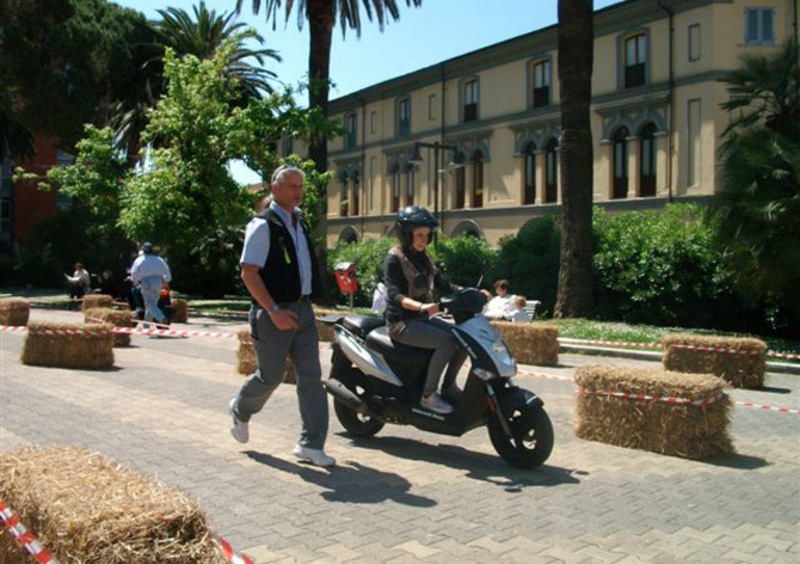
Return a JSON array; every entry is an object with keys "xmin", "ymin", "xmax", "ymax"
[
  {"xmin": 420, "ymin": 303, "xmax": 439, "ymax": 317},
  {"xmin": 270, "ymin": 308, "xmax": 299, "ymax": 330}
]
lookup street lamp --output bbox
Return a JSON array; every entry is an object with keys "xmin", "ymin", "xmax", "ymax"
[{"xmin": 408, "ymin": 141, "xmax": 464, "ymax": 239}]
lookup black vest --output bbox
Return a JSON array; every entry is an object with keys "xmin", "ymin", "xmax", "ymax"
[{"xmin": 256, "ymin": 208, "xmax": 322, "ymax": 304}]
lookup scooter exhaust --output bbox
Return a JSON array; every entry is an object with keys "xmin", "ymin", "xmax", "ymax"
[{"xmin": 324, "ymin": 378, "xmax": 368, "ymax": 415}]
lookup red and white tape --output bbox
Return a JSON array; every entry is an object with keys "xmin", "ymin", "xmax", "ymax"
[
  {"xmin": 766, "ymin": 350, "xmax": 800, "ymax": 361},
  {"xmin": 0, "ymin": 325, "xmax": 27, "ymax": 333},
  {"xmin": 216, "ymin": 536, "xmax": 256, "ymax": 564},
  {"xmin": 0, "ymin": 501, "xmax": 60, "ymax": 564},
  {"xmin": 733, "ymin": 401, "xmax": 800, "ymax": 415},
  {"xmin": 560, "ymin": 338, "xmax": 662, "ymax": 350},
  {"xmin": 578, "ymin": 388, "xmax": 725, "ymax": 406},
  {"xmin": 1, "ymin": 324, "xmax": 236, "ymax": 340},
  {"xmin": 667, "ymin": 343, "xmax": 763, "ymax": 356}
]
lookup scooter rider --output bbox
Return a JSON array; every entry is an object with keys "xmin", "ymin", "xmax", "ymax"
[{"xmin": 383, "ymin": 206, "xmax": 469, "ymax": 415}]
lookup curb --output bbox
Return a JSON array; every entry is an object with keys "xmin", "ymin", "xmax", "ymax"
[{"xmin": 558, "ymin": 344, "xmax": 800, "ymax": 375}]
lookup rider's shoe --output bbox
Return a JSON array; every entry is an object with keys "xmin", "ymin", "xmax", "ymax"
[
  {"xmin": 442, "ymin": 383, "xmax": 463, "ymax": 401},
  {"xmin": 420, "ymin": 393, "xmax": 454, "ymax": 415}
]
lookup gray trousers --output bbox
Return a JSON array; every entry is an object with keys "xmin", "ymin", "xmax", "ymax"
[
  {"xmin": 391, "ymin": 317, "xmax": 468, "ymax": 397},
  {"xmin": 232, "ymin": 300, "xmax": 328, "ymax": 450}
]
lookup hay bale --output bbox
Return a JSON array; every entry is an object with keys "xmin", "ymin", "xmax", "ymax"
[
  {"xmin": 81, "ymin": 294, "xmax": 113, "ymax": 312},
  {"xmin": 574, "ymin": 365, "xmax": 734, "ymax": 459},
  {"xmin": 0, "ymin": 298, "xmax": 29, "ymax": 327},
  {"xmin": 21, "ymin": 322, "xmax": 114, "ymax": 370},
  {"xmin": 663, "ymin": 333, "xmax": 766, "ymax": 389},
  {"xmin": 172, "ymin": 298, "xmax": 188, "ymax": 323},
  {"xmin": 0, "ymin": 446, "xmax": 218, "ymax": 564},
  {"xmin": 491, "ymin": 321, "xmax": 559, "ymax": 366},
  {"xmin": 236, "ymin": 329, "xmax": 295, "ymax": 383},
  {"xmin": 84, "ymin": 307, "xmax": 133, "ymax": 347}
]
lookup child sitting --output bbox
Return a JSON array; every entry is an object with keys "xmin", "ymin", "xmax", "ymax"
[{"xmin": 508, "ymin": 295, "xmax": 531, "ymax": 323}]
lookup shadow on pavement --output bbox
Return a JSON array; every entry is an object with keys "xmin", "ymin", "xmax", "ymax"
[
  {"xmin": 244, "ymin": 450, "xmax": 437, "ymax": 507},
  {"xmin": 701, "ymin": 453, "xmax": 769, "ymax": 469},
  {"xmin": 340, "ymin": 435, "xmax": 584, "ymax": 491},
  {"xmin": 757, "ymin": 385, "xmax": 791, "ymax": 395}
]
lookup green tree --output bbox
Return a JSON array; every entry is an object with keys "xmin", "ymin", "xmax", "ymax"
[
  {"xmin": 712, "ymin": 40, "xmax": 800, "ymax": 325},
  {"xmin": 554, "ymin": 0, "xmax": 595, "ymax": 318},
  {"xmin": 236, "ymin": 0, "xmax": 422, "ymax": 174}
]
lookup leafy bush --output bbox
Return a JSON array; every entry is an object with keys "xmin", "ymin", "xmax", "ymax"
[
  {"xmin": 491, "ymin": 215, "xmax": 561, "ymax": 315},
  {"xmin": 433, "ymin": 235, "xmax": 497, "ymax": 289},
  {"xmin": 592, "ymin": 204, "xmax": 748, "ymax": 330},
  {"xmin": 326, "ymin": 237, "xmax": 395, "ymax": 307}
]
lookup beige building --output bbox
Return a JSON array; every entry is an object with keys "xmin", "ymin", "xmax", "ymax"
[{"xmin": 285, "ymin": 0, "xmax": 798, "ymax": 248}]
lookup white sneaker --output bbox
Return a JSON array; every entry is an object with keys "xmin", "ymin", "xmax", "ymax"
[
  {"xmin": 228, "ymin": 399, "xmax": 249, "ymax": 444},
  {"xmin": 420, "ymin": 393, "xmax": 454, "ymax": 415},
  {"xmin": 292, "ymin": 445, "xmax": 336, "ymax": 467}
]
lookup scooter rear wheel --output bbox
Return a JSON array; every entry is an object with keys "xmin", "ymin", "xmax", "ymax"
[
  {"xmin": 488, "ymin": 406, "xmax": 554, "ymax": 468},
  {"xmin": 334, "ymin": 400, "xmax": 385, "ymax": 437}
]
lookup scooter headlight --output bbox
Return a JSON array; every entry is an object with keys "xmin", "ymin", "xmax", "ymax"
[{"xmin": 473, "ymin": 367, "xmax": 497, "ymax": 381}]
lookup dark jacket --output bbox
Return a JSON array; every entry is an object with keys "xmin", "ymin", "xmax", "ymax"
[
  {"xmin": 383, "ymin": 245, "xmax": 460, "ymax": 323},
  {"xmin": 256, "ymin": 209, "xmax": 323, "ymax": 304}
]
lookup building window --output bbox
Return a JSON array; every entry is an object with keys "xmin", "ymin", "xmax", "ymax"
[
  {"xmin": 282, "ymin": 137, "xmax": 293, "ymax": 156},
  {"xmin": 688, "ymin": 99, "xmax": 701, "ymax": 187},
  {"xmin": 688, "ymin": 24, "xmax": 701, "ymax": 61},
  {"xmin": 532, "ymin": 60, "xmax": 551, "ymax": 108},
  {"xmin": 523, "ymin": 143, "xmax": 536, "ymax": 205},
  {"xmin": 624, "ymin": 34, "xmax": 647, "ymax": 88},
  {"xmin": 352, "ymin": 175, "xmax": 360, "ymax": 216},
  {"xmin": 544, "ymin": 139, "xmax": 558, "ymax": 204},
  {"xmin": 745, "ymin": 7, "xmax": 775, "ymax": 45},
  {"xmin": 428, "ymin": 94, "xmax": 437, "ymax": 121},
  {"xmin": 370, "ymin": 111, "xmax": 378, "ymax": 135},
  {"xmin": 346, "ymin": 112, "xmax": 357, "ymax": 148},
  {"xmin": 405, "ymin": 166, "xmax": 415, "ymax": 206},
  {"xmin": 463, "ymin": 79, "xmax": 478, "ymax": 122},
  {"xmin": 472, "ymin": 151, "xmax": 484, "ymax": 208},
  {"xmin": 369, "ymin": 156, "xmax": 376, "ymax": 211},
  {"xmin": 391, "ymin": 166, "xmax": 401, "ymax": 212},
  {"xmin": 454, "ymin": 154, "xmax": 466, "ymax": 209},
  {"xmin": 640, "ymin": 123, "xmax": 657, "ymax": 197},
  {"xmin": 398, "ymin": 98, "xmax": 410, "ymax": 137},
  {"xmin": 613, "ymin": 127, "xmax": 629, "ymax": 199},
  {"xmin": 341, "ymin": 179, "xmax": 349, "ymax": 217}
]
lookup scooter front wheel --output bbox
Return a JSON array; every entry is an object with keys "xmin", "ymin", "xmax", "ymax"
[{"xmin": 488, "ymin": 405, "xmax": 554, "ymax": 468}]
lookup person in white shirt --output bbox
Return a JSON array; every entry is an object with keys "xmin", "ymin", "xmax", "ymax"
[
  {"xmin": 130, "ymin": 242, "xmax": 172, "ymax": 325},
  {"xmin": 484, "ymin": 279, "xmax": 515, "ymax": 320},
  {"xmin": 508, "ymin": 295, "xmax": 532, "ymax": 323},
  {"xmin": 64, "ymin": 262, "xmax": 91, "ymax": 302}
]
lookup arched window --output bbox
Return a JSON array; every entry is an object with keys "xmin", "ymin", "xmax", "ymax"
[
  {"xmin": 544, "ymin": 139, "xmax": 558, "ymax": 204},
  {"xmin": 472, "ymin": 150, "xmax": 484, "ymax": 208},
  {"xmin": 639, "ymin": 123, "xmax": 657, "ymax": 197},
  {"xmin": 454, "ymin": 153, "xmax": 466, "ymax": 209},
  {"xmin": 624, "ymin": 34, "xmax": 647, "ymax": 88},
  {"xmin": 523, "ymin": 142, "xmax": 536, "ymax": 205},
  {"xmin": 352, "ymin": 174, "xmax": 360, "ymax": 216},
  {"xmin": 391, "ymin": 164, "xmax": 401, "ymax": 212},
  {"xmin": 341, "ymin": 177, "xmax": 349, "ymax": 217},
  {"xmin": 613, "ymin": 127, "xmax": 629, "ymax": 199},
  {"xmin": 405, "ymin": 165, "xmax": 415, "ymax": 206}
]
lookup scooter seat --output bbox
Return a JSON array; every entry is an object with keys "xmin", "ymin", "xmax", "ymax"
[
  {"xmin": 366, "ymin": 326, "xmax": 432, "ymax": 365},
  {"xmin": 342, "ymin": 316, "xmax": 385, "ymax": 339}
]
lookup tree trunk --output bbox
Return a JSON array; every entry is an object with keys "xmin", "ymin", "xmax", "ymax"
[
  {"xmin": 554, "ymin": 0, "xmax": 595, "ymax": 318},
  {"xmin": 307, "ymin": 1, "xmax": 333, "ymax": 175}
]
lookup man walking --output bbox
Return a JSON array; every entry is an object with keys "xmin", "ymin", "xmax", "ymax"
[
  {"xmin": 130, "ymin": 243, "xmax": 172, "ymax": 326},
  {"xmin": 228, "ymin": 164, "xmax": 334, "ymax": 467}
]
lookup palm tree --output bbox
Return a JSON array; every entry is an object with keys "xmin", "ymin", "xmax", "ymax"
[
  {"xmin": 712, "ymin": 40, "xmax": 800, "ymax": 324},
  {"xmin": 236, "ymin": 0, "xmax": 422, "ymax": 173},
  {"xmin": 554, "ymin": 0, "xmax": 594, "ymax": 318}
]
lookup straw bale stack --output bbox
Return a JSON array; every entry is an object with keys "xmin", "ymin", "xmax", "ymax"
[
  {"xmin": 172, "ymin": 298, "xmax": 188, "ymax": 323},
  {"xmin": 0, "ymin": 446, "xmax": 219, "ymax": 564},
  {"xmin": 491, "ymin": 321, "xmax": 559, "ymax": 366},
  {"xmin": 84, "ymin": 307, "xmax": 134, "ymax": 347},
  {"xmin": 574, "ymin": 365, "xmax": 734, "ymax": 459},
  {"xmin": 0, "ymin": 298, "xmax": 29, "ymax": 326},
  {"xmin": 81, "ymin": 293, "xmax": 113, "ymax": 312},
  {"xmin": 21, "ymin": 322, "xmax": 114, "ymax": 370},
  {"xmin": 236, "ymin": 329, "xmax": 296, "ymax": 383},
  {"xmin": 663, "ymin": 333, "xmax": 766, "ymax": 389}
]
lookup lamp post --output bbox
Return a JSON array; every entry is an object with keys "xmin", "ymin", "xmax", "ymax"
[{"xmin": 408, "ymin": 141, "xmax": 463, "ymax": 240}]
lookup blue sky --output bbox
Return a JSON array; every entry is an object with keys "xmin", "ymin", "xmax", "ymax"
[{"xmin": 112, "ymin": 0, "xmax": 624, "ymax": 184}]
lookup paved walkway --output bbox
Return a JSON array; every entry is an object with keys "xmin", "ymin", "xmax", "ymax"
[{"xmin": 1, "ymin": 308, "xmax": 798, "ymax": 563}]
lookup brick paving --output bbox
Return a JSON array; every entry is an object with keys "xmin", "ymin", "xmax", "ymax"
[{"xmin": 1, "ymin": 308, "xmax": 798, "ymax": 563}]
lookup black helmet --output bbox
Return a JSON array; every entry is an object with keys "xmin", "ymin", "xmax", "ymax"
[
  {"xmin": 142, "ymin": 242, "xmax": 154, "ymax": 254},
  {"xmin": 396, "ymin": 206, "xmax": 437, "ymax": 248}
]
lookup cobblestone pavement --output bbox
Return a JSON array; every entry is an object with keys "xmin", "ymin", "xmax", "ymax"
[{"xmin": 1, "ymin": 308, "xmax": 798, "ymax": 563}]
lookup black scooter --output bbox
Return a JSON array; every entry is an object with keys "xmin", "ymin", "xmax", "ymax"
[{"xmin": 320, "ymin": 288, "xmax": 554, "ymax": 468}]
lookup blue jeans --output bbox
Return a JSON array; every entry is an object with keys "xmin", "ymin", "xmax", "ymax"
[{"xmin": 139, "ymin": 276, "xmax": 165, "ymax": 324}]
